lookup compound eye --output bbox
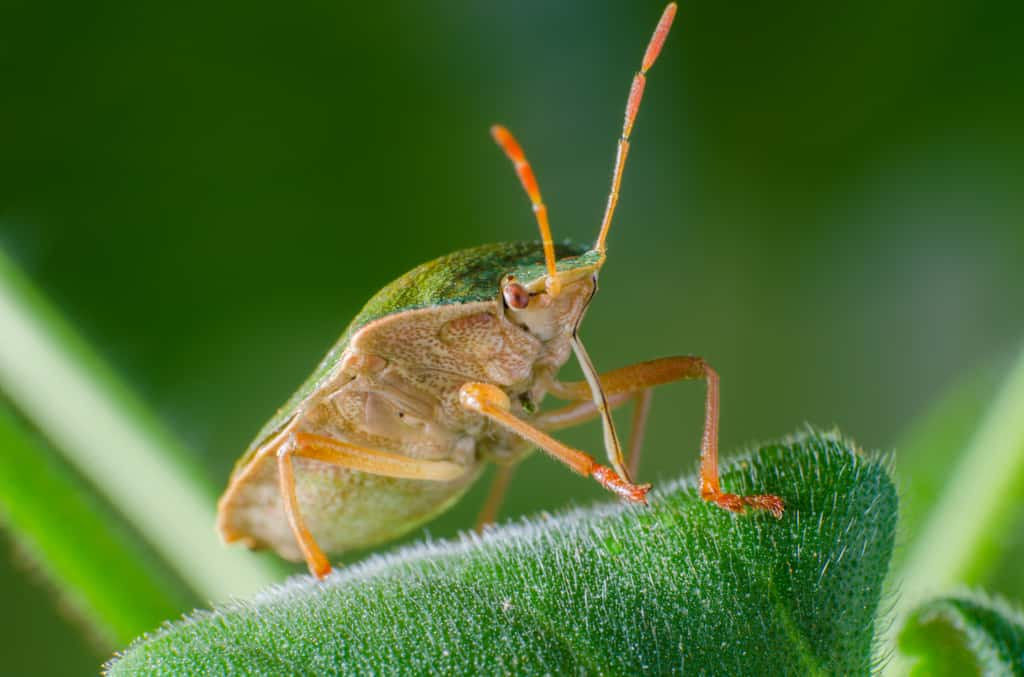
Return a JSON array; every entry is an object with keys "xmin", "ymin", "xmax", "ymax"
[{"xmin": 503, "ymin": 281, "xmax": 530, "ymax": 309}]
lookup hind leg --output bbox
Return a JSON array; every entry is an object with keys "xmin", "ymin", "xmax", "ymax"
[{"xmin": 276, "ymin": 432, "xmax": 468, "ymax": 578}]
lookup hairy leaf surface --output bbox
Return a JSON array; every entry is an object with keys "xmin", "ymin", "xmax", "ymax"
[
  {"xmin": 900, "ymin": 592, "xmax": 1024, "ymax": 675},
  {"xmin": 109, "ymin": 433, "xmax": 896, "ymax": 676}
]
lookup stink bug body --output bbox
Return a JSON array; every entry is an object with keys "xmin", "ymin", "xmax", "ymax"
[{"xmin": 218, "ymin": 3, "xmax": 783, "ymax": 579}]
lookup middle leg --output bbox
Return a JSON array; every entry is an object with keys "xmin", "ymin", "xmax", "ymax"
[{"xmin": 540, "ymin": 357, "xmax": 784, "ymax": 518}]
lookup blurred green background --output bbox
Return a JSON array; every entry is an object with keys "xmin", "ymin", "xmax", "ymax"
[{"xmin": 2, "ymin": 0, "xmax": 1023, "ymax": 672}]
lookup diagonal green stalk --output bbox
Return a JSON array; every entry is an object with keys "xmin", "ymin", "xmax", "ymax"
[
  {"xmin": 0, "ymin": 405, "xmax": 191, "ymax": 646},
  {"xmin": 886, "ymin": 346, "xmax": 1024, "ymax": 675},
  {"xmin": 0, "ymin": 249, "xmax": 282, "ymax": 604}
]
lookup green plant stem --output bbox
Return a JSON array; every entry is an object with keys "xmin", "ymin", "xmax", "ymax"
[
  {"xmin": 0, "ymin": 406, "xmax": 190, "ymax": 646},
  {"xmin": 886, "ymin": 347, "xmax": 1024, "ymax": 675},
  {"xmin": 0, "ymin": 250, "xmax": 281, "ymax": 603}
]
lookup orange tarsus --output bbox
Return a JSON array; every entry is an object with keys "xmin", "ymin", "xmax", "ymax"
[
  {"xmin": 593, "ymin": 466, "xmax": 651, "ymax": 504},
  {"xmin": 490, "ymin": 124, "xmax": 561, "ymax": 296},
  {"xmin": 595, "ymin": 2, "xmax": 677, "ymax": 254},
  {"xmin": 705, "ymin": 491, "xmax": 785, "ymax": 520},
  {"xmin": 689, "ymin": 359, "xmax": 785, "ymax": 519}
]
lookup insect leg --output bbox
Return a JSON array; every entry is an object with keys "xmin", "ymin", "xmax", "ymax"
[
  {"xmin": 277, "ymin": 432, "xmax": 469, "ymax": 578},
  {"xmin": 458, "ymin": 383, "xmax": 650, "ymax": 503},
  {"xmin": 626, "ymin": 388, "xmax": 653, "ymax": 479},
  {"xmin": 534, "ymin": 390, "xmax": 650, "ymax": 477},
  {"xmin": 533, "ymin": 391, "xmax": 635, "ymax": 431},
  {"xmin": 543, "ymin": 356, "xmax": 784, "ymax": 518},
  {"xmin": 474, "ymin": 465, "xmax": 516, "ymax": 533},
  {"xmin": 277, "ymin": 447, "xmax": 331, "ymax": 579}
]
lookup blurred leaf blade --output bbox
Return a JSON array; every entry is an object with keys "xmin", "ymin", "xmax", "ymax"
[
  {"xmin": 899, "ymin": 592, "xmax": 1024, "ymax": 676},
  {"xmin": 108, "ymin": 433, "xmax": 897, "ymax": 675},
  {"xmin": 881, "ymin": 346, "xmax": 1024, "ymax": 676},
  {"xmin": 891, "ymin": 363, "xmax": 1005, "ymax": 551},
  {"xmin": 886, "ymin": 346, "xmax": 1024, "ymax": 673},
  {"xmin": 0, "ymin": 405, "xmax": 191, "ymax": 646},
  {"xmin": 0, "ymin": 249, "xmax": 283, "ymax": 603}
]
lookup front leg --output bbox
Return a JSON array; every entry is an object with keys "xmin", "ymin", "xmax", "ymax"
[
  {"xmin": 535, "ymin": 389, "xmax": 650, "ymax": 478},
  {"xmin": 458, "ymin": 383, "xmax": 650, "ymax": 503}
]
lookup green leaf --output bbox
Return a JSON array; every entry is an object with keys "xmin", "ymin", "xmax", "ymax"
[
  {"xmin": 108, "ymin": 432, "xmax": 897, "ymax": 676},
  {"xmin": 891, "ymin": 363, "xmax": 1004, "ymax": 555},
  {"xmin": 0, "ymin": 249, "xmax": 284, "ymax": 602},
  {"xmin": 900, "ymin": 592, "xmax": 1024, "ymax": 675},
  {"xmin": 884, "ymin": 347, "xmax": 1024, "ymax": 674},
  {"xmin": 0, "ymin": 405, "xmax": 190, "ymax": 646}
]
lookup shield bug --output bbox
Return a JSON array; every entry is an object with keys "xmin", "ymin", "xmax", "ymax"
[{"xmin": 218, "ymin": 3, "xmax": 783, "ymax": 579}]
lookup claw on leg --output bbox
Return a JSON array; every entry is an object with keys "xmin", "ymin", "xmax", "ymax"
[
  {"xmin": 593, "ymin": 466, "xmax": 651, "ymax": 504},
  {"xmin": 704, "ymin": 489, "xmax": 785, "ymax": 519}
]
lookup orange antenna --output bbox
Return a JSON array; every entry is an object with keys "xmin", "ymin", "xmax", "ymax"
[
  {"xmin": 491, "ymin": 124, "xmax": 561, "ymax": 296},
  {"xmin": 595, "ymin": 2, "xmax": 677, "ymax": 253}
]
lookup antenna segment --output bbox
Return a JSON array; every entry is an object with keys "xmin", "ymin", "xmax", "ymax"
[{"xmin": 595, "ymin": 3, "xmax": 677, "ymax": 253}]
